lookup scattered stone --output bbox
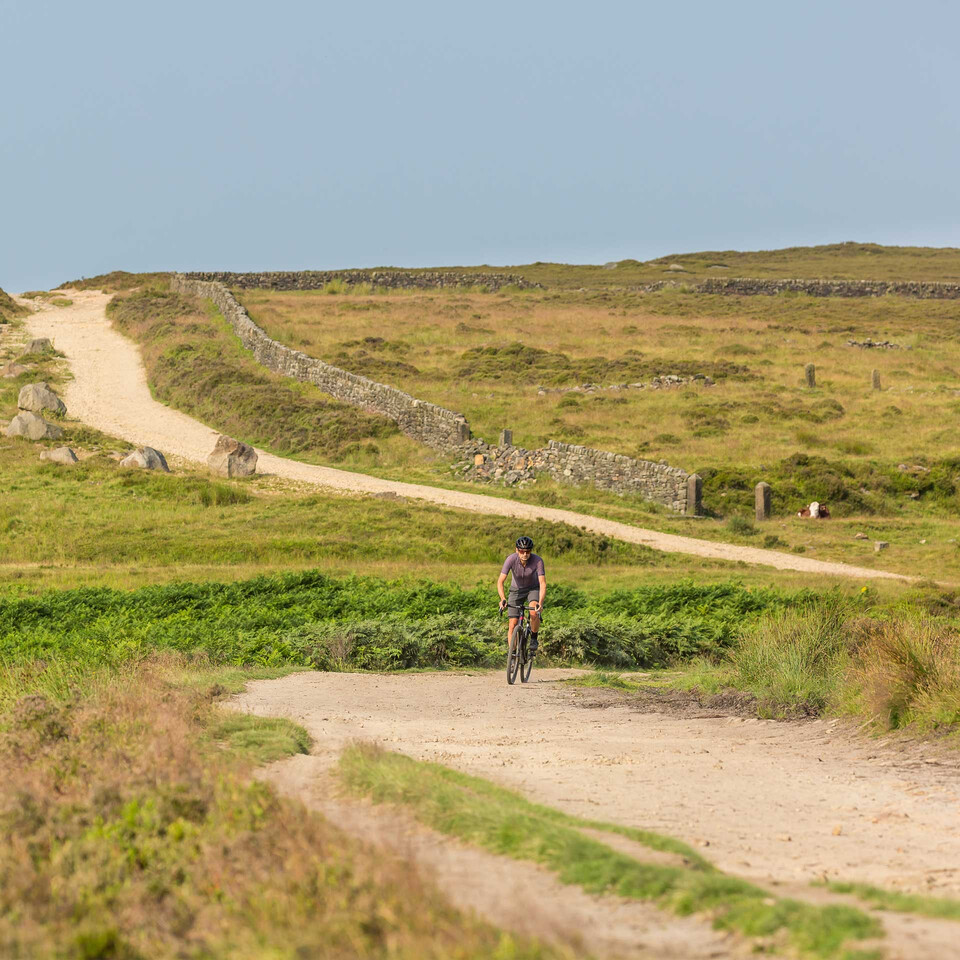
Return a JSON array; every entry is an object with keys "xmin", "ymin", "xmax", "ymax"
[
  {"xmin": 120, "ymin": 446, "xmax": 170, "ymax": 471},
  {"xmin": 474, "ymin": 453, "xmax": 485, "ymax": 466},
  {"xmin": 1, "ymin": 363, "xmax": 28, "ymax": 378},
  {"xmin": 207, "ymin": 434, "xmax": 256, "ymax": 477},
  {"xmin": 17, "ymin": 381, "xmax": 66, "ymax": 416},
  {"xmin": 874, "ymin": 541, "xmax": 889, "ymax": 552},
  {"xmin": 107, "ymin": 450, "xmax": 126, "ymax": 461},
  {"xmin": 854, "ymin": 532, "xmax": 869, "ymax": 540},
  {"xmin": 40, "ymin": 446, "xmax": 79, "ymax": 465},
  {"xmin": 5, "ymin": 410, "xmax": 64, "ymax": 441},
  {"xmin": 848, "ymin": 338, "xmax": 901, "ymax": 349},
  {"xmin": 666, "ymin": 263, "xmax": 686, "ymax": 272},
  {"xmin": 25, "ymin": 338, "xmax": 53, "ymax": 354}
]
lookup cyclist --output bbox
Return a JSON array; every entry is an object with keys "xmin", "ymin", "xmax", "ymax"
[{"xmin": 497, "ymin": 536, "xmax": 546, "ymax": 654}]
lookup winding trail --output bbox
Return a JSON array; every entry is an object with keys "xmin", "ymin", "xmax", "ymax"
[
  {"xmin": 22, "ymin": 289, "xmax": 905, "ymax": 581},
  {"xmin": 236, "ymin": 669, "xmax": 960, "ymax": 959}
]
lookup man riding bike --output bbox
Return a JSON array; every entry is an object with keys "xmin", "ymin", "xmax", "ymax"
[{"xmin": 497, "ymin": 536, "xmax": 546, "ymax": 654}]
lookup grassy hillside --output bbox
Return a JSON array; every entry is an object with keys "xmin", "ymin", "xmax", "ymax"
[{"xmin": 0, "ymin": 287, "xmax": 26, "ymax": 323}]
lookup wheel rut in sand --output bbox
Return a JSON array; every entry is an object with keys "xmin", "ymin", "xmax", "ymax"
[
  {"xmin": 22, "ymin": 289, "xmax": 908, "ymax": 581},
  {"xmin": 234, "ymin": 669, "xmax": 960, "ymax": 960}
]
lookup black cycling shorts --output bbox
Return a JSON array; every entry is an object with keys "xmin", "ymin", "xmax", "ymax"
[{"xmin": 507, "ymin": 587, "xmax": 539, "ymax": 619}]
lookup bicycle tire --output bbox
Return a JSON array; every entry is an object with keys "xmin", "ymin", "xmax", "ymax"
[
  {"xmin": 520, "ymin": 629, "xmax": 534, "ymax": 684},
  {"xmin": 507, "ymin": 628, "xmax": 521, "ymax": 685}
]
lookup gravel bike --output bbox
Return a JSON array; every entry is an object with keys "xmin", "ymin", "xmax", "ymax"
[{"xmin": 502, "ymin": 601, "xmax": 538, "ymax": 685}]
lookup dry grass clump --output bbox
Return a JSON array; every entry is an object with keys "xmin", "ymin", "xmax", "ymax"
[
  {"xmin": 0, "ymin": 658, "xmax": 562, "ymax": 959},
  {"xmin": 848, "ymin": 618, "xmax": 960, "ymax": 730},
  {"xmin": 730, "ymin": 600, "xmax": 960, "ymax": 731}
]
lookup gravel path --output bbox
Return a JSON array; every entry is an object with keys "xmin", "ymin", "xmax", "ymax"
[
  {"xmin": 235, "ymin": 669, "xmax": 960, "ymax": 959},
  {"xmin": 23, "ymin": 290, "xmax": 905, "ymax": 581}
]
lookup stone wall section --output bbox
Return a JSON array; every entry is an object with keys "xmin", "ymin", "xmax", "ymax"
[
  {"xmin": 642, "ymin": 277, "xmax": 960, "ymax": 299},
  {"xmin": 453, "ymin": 439, "xmax": 691, "ymax": 513},
  {"xmin": 171, "ymin": 276, "xmax": 470, "ymax": 451},
  {"xmin": 170, "ymin": 275, "xmax": 697, "ymax": 513},
  {"xmin": 183, "ymin": 270, "xmax": 541, "ymax": 292}
]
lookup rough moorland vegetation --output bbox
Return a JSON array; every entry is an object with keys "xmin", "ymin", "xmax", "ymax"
[
  {"xmin": 106, "ymin": 286, "xmax": 418, "ymax": 464},
  {"xmin": 238, "ymin": 264, "xmax": 960, "ymax": 524}
]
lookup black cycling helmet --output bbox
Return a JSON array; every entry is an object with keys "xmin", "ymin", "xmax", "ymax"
[{"xmin": 515, "ymin": 536, "xmax": 534, "ymax": 551}]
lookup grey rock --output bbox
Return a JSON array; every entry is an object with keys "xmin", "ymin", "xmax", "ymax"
[
  {"xmin": 1, "ymin": 363, "xmax": 29, "ymax": 378},
  {"xmin": 40, "ymin": 446, "xmax": 79, "ymax": 465},
  {"xmin": 5, "ymin": 410, "xmax": 64, "ymax": 441},
  {"xmin": 18, "ymin": 381, "xmax": 66, "ymax": 416},
  {"xmin": 874, "ymin": 541, "xmax": 889, "ymax": 552},
  {"xmin": 120, "ymin": 446, "xmax": 170, "ymax": 471},
  {"xmin": 207, "ymin": 434, "xmax": 257, "ymax": 477},
  {"xmin": 25, "ymin": 338, "xmax": 53, "ymax": 354}
]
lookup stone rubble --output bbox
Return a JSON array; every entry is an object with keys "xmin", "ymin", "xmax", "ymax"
[
  {"xmin": 120, "ymin": 446, "xmax": 170, "ymax": 471},
  {"xmin": 5, "ymin": 410, "xmax": 63, "ymax": 441},
  {"xmin": 40, "ymin": 446, "xmax": 79, "ymax": 465},
  {"xmin": 17, "ymin": 381, "xmax": 66, "ymax": 417},
  {"xmin": 207, "ymin": 434, "xmax": 257, "ymax": 478}
]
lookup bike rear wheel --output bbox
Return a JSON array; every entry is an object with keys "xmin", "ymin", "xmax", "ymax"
[{"xmin": 520, "ymin": 632, "xmax": 534, "ymax": 683}]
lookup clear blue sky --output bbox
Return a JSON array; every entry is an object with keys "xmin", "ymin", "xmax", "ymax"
[{"xmin": 3, "ymin": 0, "xmax": 958, "ymax": 291}]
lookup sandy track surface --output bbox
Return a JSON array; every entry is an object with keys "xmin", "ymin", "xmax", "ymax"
[
  {"xmin": 21, "ymin": 290, "xmax": 903, "ymax": 582},
  {"xmin": 236, "ymin": 669, "xmax": 960, "ymax": 959}
]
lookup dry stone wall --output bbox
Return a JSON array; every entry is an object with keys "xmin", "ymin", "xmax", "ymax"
[
  {"xmin": 182, "ymin": 270, "xmax": 541, "ymax": 291},
  {"xmin": 642, "ymin": 277, "xmax": 960, "ymax": 299},
  {"xmin": 170, "ymin": 275, "xmax": 698, "ymax": 513},
  {"xmin": 453, "ymin": 438, "xmax": 693, "ymax": 513},
  {"xmin": 171, "ymin": 276, "xmax": 470, "ymax": 451}
]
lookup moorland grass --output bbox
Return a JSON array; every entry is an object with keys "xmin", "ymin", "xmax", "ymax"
[
  {"xmin": 821, "ymin": 881, "xmax": 960, "ymax": 922},
  {"xmin": 339, "ymin": 744, "xmax": 882, "ymax": 959},
  {"xmin": 238, "ymin": 282, "xmax": 960, "ymax": 519},
  {"xmin": 0, "ymin": 657, "xmax": 568, "ymax": 960}
]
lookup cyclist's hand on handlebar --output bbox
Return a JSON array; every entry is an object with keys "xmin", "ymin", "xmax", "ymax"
[{"xmin": 498, "ymin": 599, "xmax": 507, "ymax": 613}]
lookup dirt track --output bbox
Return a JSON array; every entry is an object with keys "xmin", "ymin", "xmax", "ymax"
[
  {"xmin": 22, "ymin": 290, "xmax": 905, "ymax": 582},
  {"xmin": 236, "ymin": 669, "xmax": 960, "ymax": 958}
]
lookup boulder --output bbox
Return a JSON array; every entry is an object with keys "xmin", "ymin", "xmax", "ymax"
[
  {"xmin": 25, "ymin": 338, "xmax": 53, "ymax": 354},
  {"xmin": 5, "ymin": 411, "xmax": 64, "ymax": 441},
  {"xmin": 1, "ymin": 363, "xmax": 28, "ymax": 379},
  {"xmin": 18, "ymin": 381, "xmax": 66, "ymax": 416},
  {"xmin": 40, "ymin": 446, "xmax": 79, "ymax": 465},
  {"xmin": 120, "ymin": 446, "xmax": 170, "ymax": 471},
  {"xmin": 207, "ymin": 434, "xmax": 257, "ymax": 478}
]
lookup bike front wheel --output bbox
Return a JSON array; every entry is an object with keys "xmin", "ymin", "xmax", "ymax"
[
  {"xmin": 520, "ymin": 636, "xmax": 534, "ymax": 683},
  {"xmin": 507, "ymin": 631, "xmax": 521, "ymax": 684}
]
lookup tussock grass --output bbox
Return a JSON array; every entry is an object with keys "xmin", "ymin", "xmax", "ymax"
[
  {"xmin": 339, "ymin": 744, "xmax": 882, "ymax": 958},
  {"xmin": 0, "ymin": 658, "xmax": 568, "ymax": 959},
  {"xmin": 0, "ymin": 286, "xmax": 27, "ymax": 323}
]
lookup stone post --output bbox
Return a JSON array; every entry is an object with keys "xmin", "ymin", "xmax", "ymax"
[
  {"xmin": 755, "ymin": 481, "xmax": 772, "ymax": 521},
  {"xmin": 805, "ymin": 363, "xmax": 816, "ymax": 388},
  {"xmin": 686, "ymin": 473, "xmax": 703, "ymax": 516},
  {"xmin": 500, "ymin": 429, "xmax": 513, "ymax": 447},
  {"xmin": 871, "ymin": 369, "xmax": 881, "ymax": 391}
]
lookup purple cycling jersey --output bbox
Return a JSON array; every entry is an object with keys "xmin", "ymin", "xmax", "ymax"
[{"xmin": 501, "ymin": 552, "xmax": 545, "ymax": 591}]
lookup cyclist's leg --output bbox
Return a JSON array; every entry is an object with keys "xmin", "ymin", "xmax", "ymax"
[
  {"xmin": 507, "ymin": 587, "xmax": 528, "ymax": 646},
  {"xmin": 526, "ymin": 589, "xmax": 540, "ymax": 652}
]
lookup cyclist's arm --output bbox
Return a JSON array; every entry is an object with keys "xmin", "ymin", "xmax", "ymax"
[
  {"xmin": 497, "ymin": 572, "xmax": 508, "ymax": 607},
  {"xmin": 533, "ymin": 574, "xmax": 546, "ymax": 611}
]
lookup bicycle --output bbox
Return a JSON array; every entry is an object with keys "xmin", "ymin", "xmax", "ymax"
[{"xmin": 501, "ymin": 601, "xmax": 539, "ymax": 685}]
